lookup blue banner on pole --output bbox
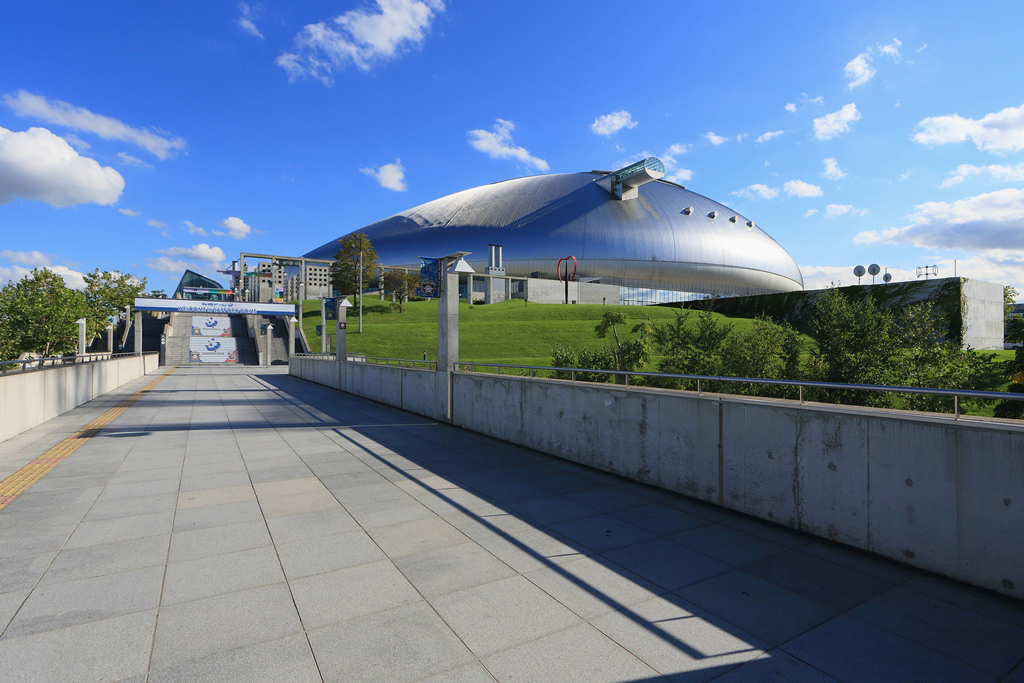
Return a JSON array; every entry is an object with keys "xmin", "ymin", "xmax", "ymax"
[
  {"xmin": 323, "ymin": 297, "xmax": 336, "ymax": 320},
  {"xmin": 418, "ymin": 258, "xmax": 439, "ymax": 298}
]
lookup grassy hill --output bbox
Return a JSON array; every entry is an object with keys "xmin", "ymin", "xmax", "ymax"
[{"xmin": 296, "ymin": 297, "xmax": 818, "ymax": 369}]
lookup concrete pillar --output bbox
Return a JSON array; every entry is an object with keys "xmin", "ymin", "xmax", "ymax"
[
  {"xmin": 505, "ymin": 278, "xmax": 512, "ymax": 301},
  {"xmin": 134, "ymin": 311, "xmax": 142, "ymax": 356},
  {"xmin": 287, "ymin": 317, "xmax": 296, "ymax": 359},
  {"xmin": 265, "ymin": 324, "xmax": 273, "ymax": 367},
  {"xmin": 106, "ymin": 325, "xmax": 114, "ymax": 353},
  {"xmin": 320, "ymin": 299, "xmax": 328, "ymax": 354},
  {"xmin": 437, "ymin": 270, "xmax": 459, "ymax": 373},
  {"xmin": 467, "ymin": 274, "xmax": 473, "ymax": 303},
  {"xmin": 337, "ymin": 300, "xmax": 350, "ymax": 364},
  {"xmin": 76, "ymin": 318, "xmax": 87, "ymax": 356},
  {"xmin": 484, "ymin": 275, "xmax": 492, "ymax": 305}
]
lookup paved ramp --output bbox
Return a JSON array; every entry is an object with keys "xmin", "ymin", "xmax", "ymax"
[{"xmin": 0, "ymin": 366, "xmax": 1022, "ymax": 682}]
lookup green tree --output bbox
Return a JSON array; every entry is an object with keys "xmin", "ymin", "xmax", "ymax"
[
  {"xmin": 550, "ymin": 345, "xmax": 615, "ymax": 383},
  {"xmin": 594, "ymin": 311, "xmax": 652, "ymax": 381},
  {"xmin": 382, "ymin": 271, "xmax": 419, "ymax": 313},
  {"xmin": 330, "ymin": 233, "xmax": 378, "ymax": 296},
  {"xmin": 1005, "ymin": 286, "xmax": 1019, "ymax": 319},
  {"xmin": 83, "ymin": 269, "xmax": 146, "ymax": 339},
  {"xmin": 650, "ymin": 309, "xmax": 734, "ymax": 390},
  {"xmin": 995, "ymin": 315, "xmax": 1024, "ymax": 419},
  {"xmin": 804, "ymin": 287, "xmax": 901, "ymax": 405},
  {"xmin": 0, "ymin": 269, "xmax": 88, "ymax": 359},
  {"xmin": 893, "ymin": 302, "xmax": 992, "ymax": 413},
  {"xmin": 724, "ymin": 315, "xmax": 802, "ymax": 398}
]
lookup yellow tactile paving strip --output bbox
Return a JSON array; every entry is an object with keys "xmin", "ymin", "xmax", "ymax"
[{"xmin": 0, "ymin": 367, "xmax": 175, "ymax": 512}]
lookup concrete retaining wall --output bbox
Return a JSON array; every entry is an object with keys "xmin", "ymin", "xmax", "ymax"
[
  {"xmin": 0, "ymin": 354, "xmax": 159, "ymax": 443},
  {"xmin": 290, "ymin": 357, "xmax": 1024, "ymax": 598}
]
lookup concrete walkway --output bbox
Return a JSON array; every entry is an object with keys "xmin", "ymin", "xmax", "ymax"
[{"xmin": 1, "ymin": 366, "xmax": 1022, "ymax": 682}]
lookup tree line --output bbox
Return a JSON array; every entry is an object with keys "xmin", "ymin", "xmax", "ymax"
[
  {"xmin": 0, "ymin": 268, "xmax": 148, "ymax": 361},
  {"xmin": 553, "ymin": 287, "xmax": 1000, "ymax": 415}
]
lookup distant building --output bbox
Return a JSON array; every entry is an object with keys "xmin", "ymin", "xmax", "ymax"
[
  {"xmin": 305, "ymin": 158, "xmax": 803, "ymax": 304},
  {"xmin": 172, "ymin": 270, "xmax": 231, "ymax": 301}
]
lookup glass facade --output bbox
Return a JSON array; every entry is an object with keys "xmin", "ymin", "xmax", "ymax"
[{"xmin": 172, "ymin": 270, "xmax": 232, "ymax": 301}]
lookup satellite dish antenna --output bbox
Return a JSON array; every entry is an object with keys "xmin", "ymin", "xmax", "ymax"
[
  {"xmin": 883, "ymin": 273, "xmax": 892, "ymax": 283},
  {"xmin": 868, "ymin": 263, "xmax": 880, "ymax": 283},
  {"xmin": 853, "ymin": 265, "xmax": 865, "ymax": 284}
]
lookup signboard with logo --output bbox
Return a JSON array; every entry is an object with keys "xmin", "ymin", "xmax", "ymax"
[
  {"xmin": 135, "ymin": 298, "xmax": 296, "ymax": 316},
  {"xmin": 323, "ymin": 297, "xmax": 336, "ymax": 321},
  {"xmin": 190, "ymin": 316, "xmax": 232, "ymax": 337},
  {"xmin": 188, "ymin": 337, "xmax": 238, "ymax": 363}
]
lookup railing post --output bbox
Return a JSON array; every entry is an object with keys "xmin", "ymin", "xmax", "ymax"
[
  {"xmin": 624, "ymin": 373, "xmax": 629, "ymax": 387},
  {"xmin": 954, "ymin": 395, "xmax": 960, "ymax": 420},
  {"xmin": 697, "ymin": 379, "xmax": 702, "ymax": 395},
  {"xmin": 497, "ymin": 366, "xmax": 501, "ymax": 376},
  {"xmin": 571, "ymin": 370, "xmax": 576, "ymax": 383},
  {"xmin": 799, "ymin": 385, "xmax": 805, "ymax": 404}
]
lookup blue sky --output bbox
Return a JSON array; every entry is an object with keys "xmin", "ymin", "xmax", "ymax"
[{"xmin": 1, "ymin": 1, "xmax": 1023, "ymax": 297}]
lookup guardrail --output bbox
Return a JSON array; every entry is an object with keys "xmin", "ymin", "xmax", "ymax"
[
  {"xmin": 0, "ymin": 352, "xmax": 146, "ymax": 375},
  {"xmin": 294, "ymin": 353, "xmax": 437, "ymax": 370},
  {"xmin": 454, "ymin": 361, "xmax": 1024, "ymax": 420}
]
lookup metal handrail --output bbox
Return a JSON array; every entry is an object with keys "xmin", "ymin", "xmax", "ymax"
[
  {"xmin": 453, "ymin": 361, "xmax": 1024, "ymax": 419},
  {"xmin": 0, "ymin": 352, "xmax": 155, "ymax": 375},
  {"xmin": 294, "ymin": 353, "xmax": 437, "ymax": 369}
]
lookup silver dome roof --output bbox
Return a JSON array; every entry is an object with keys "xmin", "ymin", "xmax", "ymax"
[{"xmin": 305, "ymin": 172, "xmax": 803, "ymax": 294}]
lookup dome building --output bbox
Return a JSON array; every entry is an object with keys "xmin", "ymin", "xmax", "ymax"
[{"xmin": 305, "ymin": 158, "xmax": 803, "ymax": 303}]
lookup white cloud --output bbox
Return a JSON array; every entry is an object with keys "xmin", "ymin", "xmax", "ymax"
[
  {"xmin": 147, "ymin": 219, "xmax": 167, "ymax": 228},
  {"xmin": 665, "ymin": 143, "xmax": 690, "ymax": 156},
  {"xmin": 665, "ymin": 169, "xmax": 693, "ymax": 184},
  {"xmin": 63, "ymin": 133, "xmax": 90, "ymax": 152},
  {"xmin": 854, "ymin": 187, "xmax": 1024, "ymax": 254},
  {"xmin": 845, "ymin": 52, "xmax": 876, "ymax": 89},
  {"xmin": 704, "ymin": 132, "xmax": 727, "ymax": 146},
  {"xmin": 237, "ymin": 2, "xmax": 264, "ymax": 39},
  {"xmin": 825, "ymin": 203, "xmax": 870, "ymax": 218},
  {"xmin": 804, "ymin": 209, "xmax": 819, "ymax": 217},
  {"xmin": 360, "ymin": 159, "xmax": 407, "ymax": 191},
  {"xmin": 785, "ymin": 103, "xmax": 797, "ymax": 113},
  {"xmin": 118, "ymin": 208, "xmax": 140, "ymax": 217},
  {"xmin": 1, "ymin": 250, "xmax": 52, "ymax": 266},
  {"xmin": 116, "ymin": 152, "xmax": 153, "ymax": 169},
  {"xmin": 913, "ymin": 103, "xmax": 1024, "ymax": 154},
  {"xmin": 736, "ymin": 134, "xmax": 746, "ymax": 142},
  {"xmin": 879, "ymin": 37, "xmax": 902, "ymax": 61},
  {"xmin": 942, "ymin": 162, "xmax": 1024, "ymax": 188},
  {"xmin": 277, "ymin": 0, "xmax": 444, "ymax": 84},
  {"xmin": 0, "ymin": 264, "xmax": 86, "ymax": 289},
  {"xmin": 591, "ymin": 111, "xmax": 637, "ymax": 136},
  {"xmin": 756, "ymin": 130, "xmax": 785, "ymax": 143},
  {"xmin": 804, "ymin": 95, "xmax": 824, "ymax": 105},
  {"xmin": 813, "ymin": 103, "xmax": 861, "ymax": 140},
  {"xmin": 822, "ymin": 157, "xmax": 847, "ymax": 180},
  {"xmin": 0, "ymin": 126, "xmax": 124, "ymax": 207},
  {"xmin": 918, "ymin": 43, "xmax": 927, "ymax": 53},
  {"xmin": 182, "ymin": 220, "xmax": 206, "ymax": 236},
  {"xmin": 146, "ymin": 257, "xmax": 191, "ymax": 273},
  {"xmin": 733, "ymin": 184, "xmax": 779, "ymax": 200},
  {"xmin": 784, "ymin": 180, "xmax": 823, "ymax": 198},
  {"xmin": 216, "ymin": 216, "xmax": 253, "ymax": 240},
  {"xmin": 156, "ymin": 244, "xmax": 227, "ymax": 263},
  {"xmin": 467, "ymin": 119, "xmax": 548, "ymax": 171},
  {"xmin": 4, "ymin": 91, "xmax": 186, "ymax": 160}
]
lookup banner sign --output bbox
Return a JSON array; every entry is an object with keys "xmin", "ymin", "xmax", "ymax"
[
  {"xmin": 418, "ymin": 257, "xmax": 439, "ymax": 298},
  {"xmin": 191, "ymin": 316, "xmax": 232, "ymax": 337},
  {"xmin": 189, "ymin": 337, "xmax": 238, "ymax": 363},
  {"xmin": 183, "ymin": 287, "xmax": 233, "ymax": 295},
  {"xmin": 323, "ymin": 297, "xmax": 336, "ymax": 321},
  {"xmin": 135, "ymin": 297, "xmax": 296, "ymax": 316}
]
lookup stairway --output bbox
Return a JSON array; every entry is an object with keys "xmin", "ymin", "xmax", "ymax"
[{"xmin": 164, "ymin": 313, "xmax": 258, "ymax": 366}]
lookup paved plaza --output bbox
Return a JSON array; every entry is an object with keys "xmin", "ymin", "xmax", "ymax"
[{"xmin": 0, "ymin": 366, "xmax": 1022, "ymax": 682}]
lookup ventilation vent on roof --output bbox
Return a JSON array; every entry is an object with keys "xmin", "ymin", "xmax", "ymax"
[
  {"xmin": 746, "ymin": 221, "xmax": 755, "ymax": 229},
  {"xmin": 683, "ymin": 206, "xmax": 693, "ymax": 215},
  {"xmin": 729, "ymin": 216, "xmax": 738, "ymax": 223},
  {"xmin": 708, "ymin": 211, "xmax": 718, "ymax": 219}
]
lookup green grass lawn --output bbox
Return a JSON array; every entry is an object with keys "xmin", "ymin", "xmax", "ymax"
[
  {"xmin": 295, "ymin": 297, "xmax": 818, "ymax": 370},
  {"xmin": 293, "ymin": 297, "xmax": 1016, "ymax": 413}
]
